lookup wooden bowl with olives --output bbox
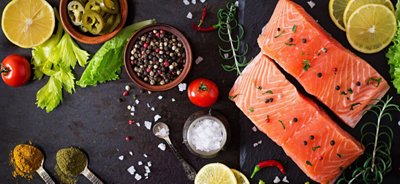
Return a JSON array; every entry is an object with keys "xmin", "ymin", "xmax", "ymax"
[
  {"xmin": 59, "ymin": 0, "xmax": 128, "ymax": 44},
  {"xmin": 124, "ymin": 24, "xmax": 192, "ymax": 91}
]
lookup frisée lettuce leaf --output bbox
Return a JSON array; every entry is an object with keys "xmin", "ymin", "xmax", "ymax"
[{"xmin": 386, "ymin": 1, "xmax": 400, "ymax": 94}]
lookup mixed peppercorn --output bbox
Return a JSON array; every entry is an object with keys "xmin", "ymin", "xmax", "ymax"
[{"xmin": 129, "ymin": 29, "xmax": 186, "ymax": 86}]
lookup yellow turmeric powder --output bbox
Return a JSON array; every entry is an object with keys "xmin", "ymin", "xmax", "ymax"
[{"xmin": 10, "ymin": 144, "xmax": 43, "ymax": 179}]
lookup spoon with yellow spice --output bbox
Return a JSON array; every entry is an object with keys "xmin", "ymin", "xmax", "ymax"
[{"xmin": 11, "ymin": 144, "xmax": 55, "ymax": 184}]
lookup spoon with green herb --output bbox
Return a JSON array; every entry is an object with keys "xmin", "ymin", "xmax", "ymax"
[{"xmin": 55, "ymin": 147, "xmax": 103, "ymax": 184}]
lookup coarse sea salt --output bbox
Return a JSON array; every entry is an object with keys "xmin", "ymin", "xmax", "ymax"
[
  {"xmin": 143, "ymin": 154, "xmax": 148, "ymax": 158},
  {"xmin": 195, "ymin": 56, "xmax": 204, "ymax": 64},
  {"xmin": 144, "ymin": 121, "xmax": 152, "ymax": 130},
  {"xmin": 158, "ymin": 95, "xmax": 163, "ymax": 100},
  {"xmin": 273, "ymin": 176, "xmax": 281, "ymax": 183},
  {"xmin": 118, "ymin": 155, "xmax": 124, "ymax": 161},
  {"xmin": 186, "ymin": 12, "xmax": 193, "ymax": 19},
  {"xmin": 307, "ymin": 1, "xmax": 315, "ymax": 8},
  {"xmin": 252, "ymin": 126, "xmax": 257, "ymax": 132},
  {"xmin": 127, "ymin": 166, "xmax": 136, "ymax": 175},
  {"xmin": 282, "ymin": 176, "xmax": 289, "ymax": 183},
  {"xmin": 154, "ymin": 114, "xmax": 161, "ymax": 122},
  {"xmin": 138, "ymin": 161, "xmax": 143, "ymax": 165},
  {"xmin": 129, "ymin": 151, "xmax": 134, "ymax": 156},
  {"xmin": 171, "ymin": 98, "xmax": 176, "ymax": 102},
  {"xmin": 158, "ymin": 143, "xmax": 166, "ymax": 151},
  {"xmin": 178, "ymin": 83, "xmax": 187, "ymax": 92},
  {"xmin": 155, "ymin": 127, "xmax": 169, "ymax": 137},
  {"xmin": 191, "ymin": 0, "xmax": 196, "ymax": 4},
  {"xmin": 135, "ymin": 99, "xmax": 140, "ymax": 104},
  {"xmin": 183, "ymin": 0, "xmax": 190, "ymax": 5},
  {"xmin": 188, "ymin": 118, "xmax": 224, "ymax": 152},
  {"xmin": 135, "ymin": 173, "xmax": 142, "ymax": 181},
  {"xmin": 136, "ymin": 122, "xmax": 141, "ymax": 127},
  {"xmin": 151, "ymin": 107, "xmax": 156, "ymax": 111},
  {"xmin": 200, "ymin": 0, "xmax": 206, "ymax": 3}
]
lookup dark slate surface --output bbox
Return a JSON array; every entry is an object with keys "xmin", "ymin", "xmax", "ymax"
[
  {"xmin": 240, "ymin": 0, "xmax": 400, "ymax": 184},
  {"xmin": 0, "ymin": 0, "xmax": 240, "ymax": 183}
]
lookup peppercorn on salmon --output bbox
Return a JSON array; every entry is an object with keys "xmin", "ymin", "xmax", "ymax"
[
  {"xmin": 229, "ymin": 53, "xmax": 364, "ymax": 183},
  {"xmin": 257, "ymin": 0, "xmax": 389, "ymax": 128}
]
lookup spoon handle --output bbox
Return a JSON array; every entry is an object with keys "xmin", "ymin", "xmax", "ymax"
[
  {"xmin": 36, "ymin": 167, "xmax": 55, "ymax": 184},
  {"xmin": 165, "ymin": 138, "xmax": 197, "ymax": 180},
  {"xmin": 81, "ymin": 168, "xmax": 104, "ymax": 184}
]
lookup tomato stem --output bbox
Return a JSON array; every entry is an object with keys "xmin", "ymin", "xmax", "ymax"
[
  {"xmin": 199, "ymin": 82, "xmax": 208, "ymax": 91},
  {"xmin": 0, "ymin": 65, "xmax": 9, "ymax": 74}
]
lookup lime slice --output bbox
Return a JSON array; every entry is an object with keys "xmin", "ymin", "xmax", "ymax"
[
  {"xmin": 343, "ymin": 0, "xmax": 394, "ymax": 27},
  {"xmin": 195, "ymin": 163, "xmax": 237, "ymax": 184},
  {"xmin": 231, "ymin": 169, "xmax": 250, "ymax": 184},
  {"xmin": 346, "ymin": 4, "xmax": 396, "ymax": 53},
  {"xmin": 1, "ymin": 0, "xmax": 55, "ymax": 48},
  {"xmin": 329, "ymin": 0, "xmax": 350, "ymax": 31}
]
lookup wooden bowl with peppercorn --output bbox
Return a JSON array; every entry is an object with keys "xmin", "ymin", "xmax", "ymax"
[
  {"xmin": 124, "ymin": 24, "xmax": 192, "ymax": 91},
  {"xmin": 59, "ymin": 0, "xmax": 128, "ymax": 44}
]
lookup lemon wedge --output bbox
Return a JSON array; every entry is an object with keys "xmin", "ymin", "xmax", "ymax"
[
  {"xmin": 343, "ymin": 0, "xmax": 394, "ymax": 27},
  {"xmin": 346, "ymin": 4, "xmax": 396, "ymax": 53},
  {"xmin": 329, "ymin": 0, "xmax": 350, "ymax": 31},
  {"xmin": 195, "ymin": 163, "xmax": 237, "ymax": 184},
  {"xmin": 231, "ymin": 169, "xmax": 250, "ymax": 184},
  {"xmin": 2, "ymin": 0, "xmax": 55, "ymax": 48}
]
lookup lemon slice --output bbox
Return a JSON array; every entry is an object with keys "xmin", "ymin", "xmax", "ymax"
[
  {"xmin": 346, "ymin": 4, "xmax": 396, "ymax": 54},
  {"xmin": 329, "ymin": 0, "xmax": 350, "ymax": 31},
  {"xmin": 195, "ymin": 163, "xmax": 237, "ymax": 184},
  {"xmin": 343, "ymin": 0, "xmax": 394, "ymax": 27},
  {"xmin": 2, "ymin": 0, "xmax": 55, "ymax": 48},
  {"xmin": 231, "ymin": 169, "xmax": 250, "ymax": 184}
]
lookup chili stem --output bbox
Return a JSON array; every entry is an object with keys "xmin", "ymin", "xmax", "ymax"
[{"xmin": 225, "ymin": 4, "xmax": 241, "ymax": 75}]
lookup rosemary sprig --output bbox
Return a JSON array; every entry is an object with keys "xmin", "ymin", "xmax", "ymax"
[
  {"xmin": 218, "ymin": 2, "xmax": 249, "ymax": 75},
  {"xmin": 337, "ymin": 96, "xmax": 400, "ymax": 184}
]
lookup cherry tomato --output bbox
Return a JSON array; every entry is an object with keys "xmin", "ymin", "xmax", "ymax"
[
  {"xmin": 1, "ymin": 54, "xmax": 31, "ymax": 87},
  {"xmin": 188, "ymin": 78, "xmax": 219, "ymax": 107}
]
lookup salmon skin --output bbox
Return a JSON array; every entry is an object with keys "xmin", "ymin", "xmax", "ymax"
[
  {"xmin": 257, "ymin": 0, "xmax": 389, "ymax": 128},
  {"xmin": 229, "ymin": 53, "xmax": 364, "ymax": 183}
]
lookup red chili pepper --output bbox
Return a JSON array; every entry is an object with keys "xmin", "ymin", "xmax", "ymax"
[
  {"xmin": 191, "ymin": 22, "xmax": 219, "ymax": 32},
  {"xmin": 198, "ymin": 6, "xmax": 208, "ymax": 27},
  {"xmin": 250, "ymin": 160, "xmax": 286, "ymax": 178}
]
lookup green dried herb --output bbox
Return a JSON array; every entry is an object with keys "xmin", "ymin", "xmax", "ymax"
[
  {"xmin": 55, "ymin": 147, "xmax": 87, "ymax": 184},
  {"xmin": 303, "ymin": 60, "xmax": 311, "ymax": 71}
]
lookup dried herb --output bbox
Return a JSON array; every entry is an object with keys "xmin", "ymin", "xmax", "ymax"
[
  {"xmin": 337, "ymin": 153, "xmax": 343, "ymax": 158},
  {"xmin": 274, "ymin": 30, "xmax": 285, "ymax": 38},
  {"xmin": 347, "ymin": 88, "xmax": 353, "ymax": 94},
  {"xmin": 229, "ymin": 94, "xmax": 239, "ymax": 100},
  {"xmin": 249, "ymin": 107, "xmax": 254, "ymax": 112},
  {"xmin": 367, "ymin": 77, "xmax": 382, "ymax": 87},
  {"xmin": 285, "ymin": 42, "xmax": 296, "ymax": 46},
  {"xmin": 278, "ymin": 120, "xmax": 286, "ymax": 130},
  {"xmin": 306, "ymin": 161, "xmax": 313, "ymax": 166},
  {"xmin": 55, "ymin": 147, "xmax": 87, "ymax": 184},
  {"xmin": 262, "ymin": 90, "xmax": 273, "ymax": 94},
  {"xmin": 292, "ymin": 25, "xmax": 297, "ymax": 33},
  {"xmin": 218, "ymin": 2, "xmax": 249, "ymax": 75},
  {"xmin": 350, "ymin": 102, "xmax": 361, "ymax": 110},
  {"xmin": 303, "ymin": 60, "xmax": 311, "ymax": 71},
  {"xmin": 337, "ymin": 96, "xmax": 400, "ymax": 184},
  {"xmin": 312, "ymin": 146, "xmax": 321, "ymax": 151}
]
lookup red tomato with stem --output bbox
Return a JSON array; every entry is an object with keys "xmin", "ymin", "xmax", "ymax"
[
  {"xmin": 188, "ymin": 78, "xmax": 219, "ymax": 107},
  {"xmin": 1, "ymin": 54, "xmax": 31, "ymax": 87}
]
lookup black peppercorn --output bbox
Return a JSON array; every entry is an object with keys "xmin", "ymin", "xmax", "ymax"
[
  {"xmin": 293, "ymin": 118, "xmax": 298, "ymax": 122},
  {"xmin": 335, "ymin": 86, "xmax": 340, "ymax": 90},
  {"xmin": 310, "ymin": 135, "xmax": 314, "ymax": 140},
  {"xmin": 330, "ymin": 140, "xmax": 335, "ymax": 146},
  {"xmin": 304, "ymin": 141, "xmax": 308, "ymax": 145},
  {"xmin": 317, "ymin": 72, "xmax": 322, "ymax": 78},
  {"xmin": 356, "ymin": 81, "xmax": 361, "ymax": 86}
]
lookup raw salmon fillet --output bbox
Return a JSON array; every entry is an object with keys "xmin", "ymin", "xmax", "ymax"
[
  {"xmin": 229, "ymin": 53, "xmax": 364, "ymax": 183},
  {"xmin": 257, "ymin": 0, "xmax": 389, "ymax": 128}
]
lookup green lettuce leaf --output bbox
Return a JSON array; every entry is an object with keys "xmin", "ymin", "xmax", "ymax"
[
  {"xmin": 36, "ymin": 76, "xmax": 63, "ymax": 113},
  {"xmin": 77, "ymin": 19, "xmax": 156, "ymax": 87},
  {"xmin": 386, "ymin": 0, "xmax": 400, "ymax": 94}
]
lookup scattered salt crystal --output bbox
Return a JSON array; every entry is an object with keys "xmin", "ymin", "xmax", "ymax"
[
  {"xmin": 135, "ymin": 99, "xmax": 140, "ymax": 104},
  {"xmin": 155, "ymin": 127, "xmax": 169, "ymax": 137},
  {"xmin": 147, "ymin": 91, "xmax": 152, "ymax": 94},
  {"xmin": 158, "ymin": 143, "xmax": 166, "ymax": 151},
  {"xmin": 224, "ymin": 53, "xmax": 229, "ymax": 59},
  {"xmin": 143, "ymin": 154, "xmax": 148, "ymax": 158},
  {"xmin": 145, "ymin": 176, "xmax": 149, "ymax": 179},
  {"xmin": 200, "ymin": 0, "xmax": 206, "ymax": 3},
  {"xmin": 171, "ymin": 98, "xmax": 176, "ymax": 102},
  {"xmin": 183, "ymin": 0, "xmax": 190, "ymax": 5},
  {"xmin": 307, "ymin": 1, "xmax": 315, "ymax": 8},
  {"xmin": 136, "ymin": 122, "xmax": 141, "ymax": 127},
  {"xmin": 138, "ymin": 161, "xmax": 143, "ymax": 165},
  {"xmin": 154, "ymin": 115, "xmax": 161, "ymax": 122},
  {"xmin": 146, "ymin": 103, "xmax": 151, "ymax": 108},
  {"xmin": 130, "ymin": 112, "xmax": 135, "ymax": 116},
  {"xmin": 195, "ymin": 56, "xmax": 204, "ymax": 64},
  {"xmin": 234, "ymin": 1, "xmax": 239, "ymax": 7},
  {"xmin": 144, "ymin": 173, "xmax": 149, "ymax": 176},
  {"xmin": 127, "ymin": 105, "xmax": 132, "ymax": 110},
  {"xmin": 135, "ymin": 173, "xmax": 142, "ymax": 181},
  {"xmin": 147, "ymin": 161, "xmax": 152, "ymax": 167},
  {"xmin": 129, "ymin": 151, "xmax": 133, "ymax": 156},
  {"xmin": 144, "ymin": 121, "xmax": 152, "ymax": 130},
  {"xmin": 186, "ymin": 12, "xmax": 193, "ymax": 19},
  {"xmin": 125, "ymin": 85, "xmax": 131, "ymax": 91},
  {"xmin": 252, "ymin": 126, "xmax": 257, "ymax": 132},
  {"xmin": 258, "ymin": 140, "xmax": 262, "ymax": 144},
  {"xmin": 253, "ymin": 143, "xmax": 258, "ymax": 148},
  {"xmin": 151, "ymin": 107, "xmax": 156, "ymax": 111},
  {"xmin": 282, "ymin": 176, "xmax": 289, "ymax": 183},
  {"xmin": 398, "ymin": 120, "xmax": 400, "ymax": 126},
  {"xmin": 145, "ymin": 166, "xmax": 151, "ymax": 173},
  {"xmin": 191, "ymin": 0, "xmax": 196, "ymax": 4},
  {"xmin": 273, "ymin": 176, "xmax": 281, "ymax": 183},
  {"xmin": 188, "ymin": 118, "xmax": 224, "ymax": 152},
  {"xmin": 131, "ymin": 106, "xmax": 135, "ymax": 112},
  {"xmin": 158, "ymin": 95, "xmax": 163, "ymax": 100},
  {"xmin": 127, "ymin": 166, "xmax": 136, "ymax": 175},
  {"xmin": 178, "ymin": 83, "xmax": 187, "ymax": 92},
  {"xmin": 118, "ymin": 155, "xmax": 124, "ymax": 161}
]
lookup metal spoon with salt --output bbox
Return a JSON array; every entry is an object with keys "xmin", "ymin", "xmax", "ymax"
[
  {"xmin": 153, "ymin": 122, "xmax": 197, "ymax": 180},
  {"xmin": 36, "ymin": 159, "xmax": 55, "ymax": 184},
  {"xmin": 81, "ymin": 160, "xmax": 104, "ymax": 184}
]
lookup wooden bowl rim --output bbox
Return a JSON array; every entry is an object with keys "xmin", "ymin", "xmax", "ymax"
[
  {"xmin": 59, "ymin": 0, "xmax": 128, "ymax": 45},
  {"xmin": 124, "ymin": 24, "xmax": 192, "ymax": 92}
]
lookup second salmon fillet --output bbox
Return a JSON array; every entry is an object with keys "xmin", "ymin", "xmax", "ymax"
[
  {"xmin": 257, "ymin": 0, "xmax": 390, "ymax": 128},
  {"xmin": 229, "ymin": 53, "xmax": 364, "ymax": 183}
]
